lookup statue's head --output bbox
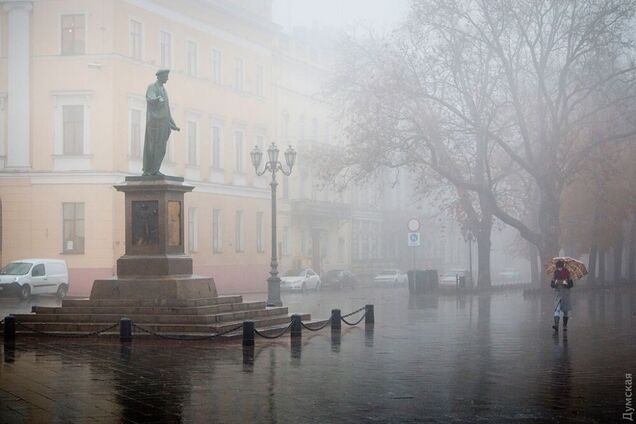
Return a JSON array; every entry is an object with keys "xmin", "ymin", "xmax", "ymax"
[{"xmin": 156, "ymin": 69, "xmax": 170, "ymax": 83}]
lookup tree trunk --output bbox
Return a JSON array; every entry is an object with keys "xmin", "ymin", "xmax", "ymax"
[
  {"xmin": 537, "ymin": 186, "xmax": 561, "ymax": 287},
  {"xmin": 628, "ymin": 213, "xmax": 636, "ymax": 284},
  {"xmin": 598, "ymin": 249, "xmax": 606, "ymax": 285},
  {"xmin": 529, "ymin": 242, "xmax": 540, "ymax": 286},
  {"xmin": 588, "ymin": 245, "xmax": 598, "ymax": 285},
  {"xmin": 613, "ymin": 230, "xmax": 624, "ymax": 284},
  {"xmin": 476, "ymin": 225, "xmax": 492, "ymax": 289}
]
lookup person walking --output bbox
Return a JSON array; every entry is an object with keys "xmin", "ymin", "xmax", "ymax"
[{"xmin": 551, "ymin": 260, "xmax": 574, "ymax": 332}]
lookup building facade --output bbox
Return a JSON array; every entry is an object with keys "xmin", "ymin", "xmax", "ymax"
[{"xmin": 0, "ymin": 0, "xmax": 280, "ymax": 295}]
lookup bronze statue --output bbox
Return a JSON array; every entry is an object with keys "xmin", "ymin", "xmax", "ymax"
[{"xmin": 143, "ymin": 69, "xmax": 180, "ymax": 176}]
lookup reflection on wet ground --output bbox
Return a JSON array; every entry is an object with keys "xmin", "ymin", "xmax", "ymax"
[{"xmin": 1, "ymin": 286, "xmax": 634, "ymax": 423}]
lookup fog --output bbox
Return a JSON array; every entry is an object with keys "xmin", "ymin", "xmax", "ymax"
[{"xmin": 1, "ymin": 1, "xmax": 635, "ymax": 422}]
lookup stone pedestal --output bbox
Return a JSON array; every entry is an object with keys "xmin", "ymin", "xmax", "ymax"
[{"xmin": 91, "ymin": 176, "xmax": 217, "ymax": 301}]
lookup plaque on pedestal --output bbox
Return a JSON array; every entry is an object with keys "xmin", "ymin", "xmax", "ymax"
[{"xmin": 91, "ymin": 176, "xmax": 217, "ymax": 301}]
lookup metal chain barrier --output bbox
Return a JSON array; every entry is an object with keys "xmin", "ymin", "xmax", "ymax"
[
  {"xmin": 300, "ymin": 318, "xmax": 331, "ymax": 332},
  {"xmin": 14, "ymin": 320, "xmax": 119, "ymax": 338},
  {"xmin": 341, "ymin": 312, "xmax": 367, "ymax": 326},
  {"xmin": 254, "ymin": 322, "xmax": 292, "ymax": 339},
  {"xmin": 341, "ymin": 306, "xmax": 366, "ymax": 318},
  {"xmin": 132, "ymin": 323, "xmax": 243, "ymax": 341}
]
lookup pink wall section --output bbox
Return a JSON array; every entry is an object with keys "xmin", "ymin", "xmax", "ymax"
[
  {"xmin": 68, "ymin": 268, "xmax": 115, "ymax": 297},
  {"xmin": 194, "ymin": 264, "xmax": 269, "ymax": 295},
  {"xmin": 67, "ymin": 264, "xmax": 270, "ymax": 297}
]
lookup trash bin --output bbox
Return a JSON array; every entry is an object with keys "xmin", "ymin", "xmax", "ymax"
[
  {"xmin": 409, "ymin": 269, "xmax": 438, "ymax": 294},
  {"xmin": 458, "ymin": 276, "xmax": 466, "ymax": 288}
]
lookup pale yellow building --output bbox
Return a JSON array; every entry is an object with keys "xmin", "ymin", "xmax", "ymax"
[{"xmin": 0, "ymin": 0, "xmax": 281, "ymax": 295}]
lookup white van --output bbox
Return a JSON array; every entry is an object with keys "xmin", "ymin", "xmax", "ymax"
[{"xmin": 0, "ymin": 259, "xmax": 69, "ymax": 300}]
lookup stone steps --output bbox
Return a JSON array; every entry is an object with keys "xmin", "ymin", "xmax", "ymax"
[
  {"xmin": 31, "ymin": 300, "xmax": 267, "ymax": 316},
  {"xmin": 3, "ymin": 295, "xmax": 311, "ymax": 337},
  {"xmin": 9, "ymin": 313, "xmax": 310, "ymax": 335},
  {"xmin": 61, "ymin": 295, "xmax": 242, "ymax": 308},
  {"xmin": 13, "ymin": 306, "xmax": 287, "ymax": 325}
]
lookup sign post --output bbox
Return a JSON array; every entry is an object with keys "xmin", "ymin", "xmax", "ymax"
[{"xmin": 407, "ymin": 219, "xmax": 421, "ymax": 292}]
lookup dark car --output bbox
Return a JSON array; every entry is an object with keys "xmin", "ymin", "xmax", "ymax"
[{"xmin": 321, "ymin": 269, "xmax": 358, "ymax": 289}]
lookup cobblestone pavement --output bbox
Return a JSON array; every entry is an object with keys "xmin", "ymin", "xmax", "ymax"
[{"xmin": 0, "ymin": 285, "xmax": 634, "ymax": 423}]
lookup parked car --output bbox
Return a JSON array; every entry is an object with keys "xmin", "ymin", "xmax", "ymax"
[
  {"xmin": 0, "ymin": 259, "xmax": 69, "ymax": 300},
  {"xmin": 280, "ymin": 268, "xmax": 321, "ymax": 292},
  {"xmin": 322, "ymin": 269, "xmax": 358, "ymax": 289},
  {"xmin": 497, "ymin": 268, "xmax": 522, "ymax": 284},
  {"xmin": 372, "ymin": 269, "xmax": 408, "ymax": 286},
  {"xmin": 439, "ymin": 269, "xmax": 472, "ymax": 288}
]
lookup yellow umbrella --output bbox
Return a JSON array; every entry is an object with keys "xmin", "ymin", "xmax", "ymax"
[{"xmin": 545, "ymin": 256, "xmax": 588, "ymax": 280}]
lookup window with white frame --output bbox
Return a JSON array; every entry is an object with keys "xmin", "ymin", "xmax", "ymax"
[
  {"xmin": 159, "ymin": 31, "xmax": 172, "ymax": 68},
  {"xmin": 188, "ymin": 207, "xmax": 198, "ymax": 252},
  {"xmin": 235, "ymin": 210, "xmax": 244, "ymax": 252},
  {"xmin": 187, "ymin": 120, "xmax": 198, "ymax": 165},
  {"xmin": 61, "ymin": 14, "xmax": 85, "ymax": 55},
  {"xmin": 282, "ymin": 226, "xmax": 289, "ymax": 256},
  {"xmin": 129, "ymin": 108, "xmax": 142, "ymax": 159},
  {"xmin": 212, "ymin": 209, "xmax": 222, "ymax": 253},
  {"xmin": 256, "ymin": 211, "xmax": 264, "ymax": 253},
  {"xmin": 129, "ymin": 19, "xmax": 143, "ymax": 60},
  {"xmin": 53, "ymin": 93, "xmax": 92, "ymax": 166},
  {"xmin": 211, "ymin": 49, "xmax": 222, "ymax": 84},
  {"xmin": 234, "ymin": 58, "xmax": 244, "ymax": 91},
  {"xmin": 211, "ymin": 125, "xmax": 222, "ymax": 169},
  {"xmin": 234, "ymin": 131, "xmax": 244, "ymax": 173},
  {"xmin": 281, "ymin": 112, "xmax": 289, "ymax": 139},
  {"xmin": 63, "ymin": 202, "xmax": 84, "ymax": 253},
  {"xmin": 299, "ymin": 114, "xmax": 305, "ymax": 142},
  {"xmin": 255, "ymin": 65, "xmax": 264, "ymax": 96},
  {"xmin": 62, "ymin": 105, "xmax": 84, "ymax": 155},
  {"xmin": 186, "ymin": 40, "xmax": 198, "ymax": 77}
]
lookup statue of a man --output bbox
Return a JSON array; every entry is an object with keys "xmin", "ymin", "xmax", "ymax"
[{"xmin": 142, "ymin": 69, "xmax": 180, "ymax": 176}]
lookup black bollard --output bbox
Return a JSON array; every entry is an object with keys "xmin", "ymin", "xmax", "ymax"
[
  {"xmin": 119, "ymin": 318, "xmax": 132, "ymax": 343},
  {"xmin": 3, "ymin": 316, "xmax": 15, "ymax": 340},
  {"xmin": 290, "ymin": 314, "xmax": 302, "ymax": 338},
  {"xmin": 365, "ymin": 304, "xmax": 375, "ymax": 324},
  {"xmin": 242, "ymin": 321, "xmax": 255, "ymax": 347},
  {"xmin": 331, "ymin": 309, "xmax": 341, "ymax": 331}
]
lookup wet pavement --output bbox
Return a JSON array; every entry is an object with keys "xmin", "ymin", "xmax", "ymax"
[{"xmin": 0, "ymin": 285, "xmax": 635, "ymax": 423}]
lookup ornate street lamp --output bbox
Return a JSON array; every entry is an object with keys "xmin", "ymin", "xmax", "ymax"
[{"xmin": 251, "ymin": 143, "xmax": 296, "ymax": 307}]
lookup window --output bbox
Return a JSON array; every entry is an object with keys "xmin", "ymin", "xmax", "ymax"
[
  {"xmin": 62, "ymin": 105, "xmax": 84, "ymax": 155},
  {"xmin": 159, "ymin": 31, "xmax": 172, "ymax": 68},
  {"xmin": 312, "ymin": 118, "xmax": 319, "ymax": 142},
  {"xmin": 129, "ymin": 108, "xmax": 142, "ymax": 158},
  {"xmin": 255, "ymin": 65, "xmax": 263, "ymax": 96},
  {"xmin": 234, "ymin": 131, "xmax": 244, "ymax": 173},
  {"xmin": 211, "ymin": 126, "xmax": 222, "ymax": 169},
  {"xmin": 188, "ymin": 207, "xmax": 198, "ymax": 252},
  {"xmin": 212, "ymin": 209, "xmax": 222, "ymax": 253},
  {"xmin": 63, "ymin": 202, "xmax": 84, "ymax": 253},
  {"xmin": 186, "ymin": 41, "xmax": 198, "ymax": 77},
  {"xmin": 281, "ymin": 111, "xmax": 289, "ymax": 141},
  {"xmin": 61, "ymin": 14, "xmax": 85, "ymax": 55},
  {"xmin": 234, "ymin": 58, "xmax": 244, "ymax": 91},
  {"xmin": 299, "ymin": 114, "xmax": 305, "ymax": 142},
  {"xmin": 32, "ymin": 264, "xmax": 45, "ymax": 277},
  {"xmin": 129, "ymin": 19, "xmax": 143, "ymax": 60},
  {"xmin": 211, "ymin": 49, "xmax": 222, "ymax": 84},
  {"xmin": 256, "ymin": 211, "xmax": 264, "ymax": 253},
  {"xmin": 235, "ymin": 210, "xmax": 244, "ymax": 252},
  {"xmin": 187, "ymin": 120, "xmax": 198, "ymax": 165},
  {"xmin": 282, "ymin": 226, "xmax": 289, "ymax": 256}
]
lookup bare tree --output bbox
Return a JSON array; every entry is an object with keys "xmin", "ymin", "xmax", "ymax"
[{"xmin": 325, "ymin": 0, "xmax": 636, "ymax": 286}]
